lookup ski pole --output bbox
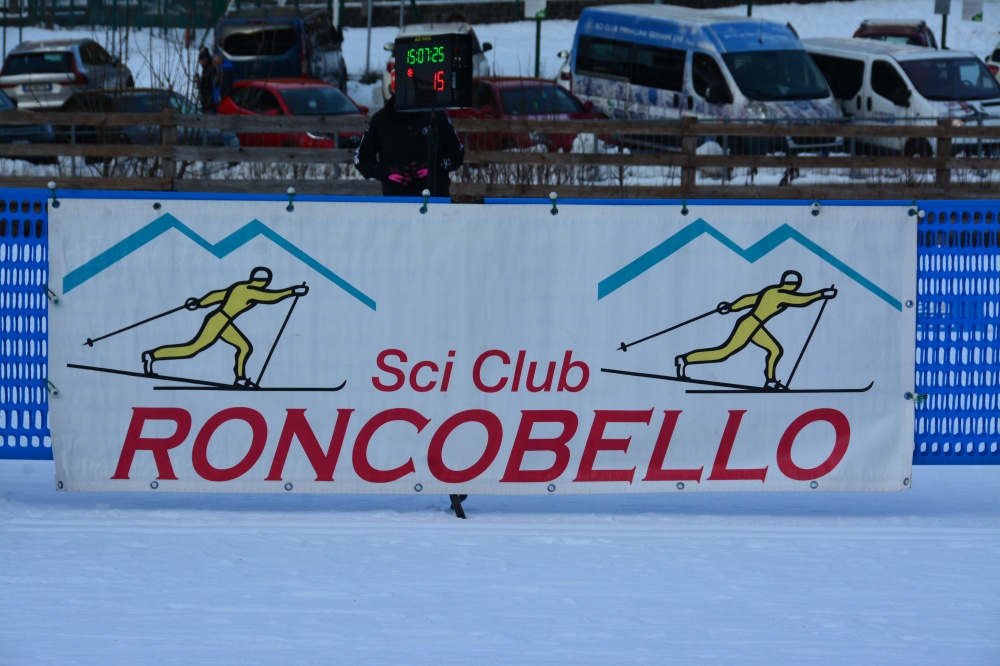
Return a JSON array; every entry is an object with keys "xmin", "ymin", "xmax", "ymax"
[
  {"xmin": 257, "ymin": 282, "xmax": 305, "ymax": 387},
  {"xmin": 785, "ymin": 284, "xmax": 834, "ymax": 388},
  {"xmin": 618, "ymin": 307, "xmax": 718, "ymax": 352},
  {"xmin": 82, "ymin": 302, "xmax": 191, "ymax": 347}
]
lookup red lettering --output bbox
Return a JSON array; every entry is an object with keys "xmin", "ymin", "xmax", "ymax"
[
  {"xmin": 574, "ymin": 409, "xmax": 648, "ymax": 483},
  {"xmin": 473, "ymin": 350, "xmax": 509, "ymax": 393},
  {"xmin": 352, "ymin": 408, "xmax": 425, "ymax": 483},
  {"xmin": 708, "ymin": 410, "xmax": 768, "ymax": 482},
  {"xmin": 777, "ymin": 409, "xmax": 851, "ymax": 481},
  {"xmin": 113, "ymin": 407, "xmax": 191, "ymax": 480},
  {"xmin": 500, "ymin": 410, "xmax": 577, "ymax": 483},
  {"xmin": 556, "ymin": 350, "xmax": 589, "ymax": 392},
  {"xmin": 191, "ymin": 408, "xmax": 267, "ymax": 482},
  {"xmin": 410, "ymin": 360, "xmax": 439, "ymax": 392},
  {"xmin": 643, "ymin": 410, "xmax": 704, "ymax": 482},
  {"xmin": 266, "ymin": 409, "xmax": 353, "ymax": 481},
  {"xmin": 441, "ymin": 350, "xmax": 456, "ymax": 391},
  {"xmin": 427, "ymin": 409, "xmax": 503, "ymax": 483},
  {"xmin": 373, "ymin": 349, "xmax": 406, "ymax": 391}
]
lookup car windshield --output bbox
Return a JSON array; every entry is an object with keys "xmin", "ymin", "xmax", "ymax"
[
  {"xmin": 0, "ymin": 92, "xmax": 14, "ymax": 111},
  {"xmin": 1, "ymin": 52, "xmax": 73, "ymax": 76},
  {"xmin": 722, "ymin": 50, "xmax": 831, "ymax": 101},
  {"xmin": 900, "ymin": 57, "xmax": 1000, "ymax": 101},
  {"xmin": 499, "ymin": 85, "xmax": 583, "ymax": 115},
  {"xmin": 280, "ymin": 87, "xmax": 358, "ymax": 115}
]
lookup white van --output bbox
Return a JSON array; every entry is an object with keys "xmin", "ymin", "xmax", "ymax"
[
  {"xmin": 804, "ymin": 38, "xmax": 1000, "ymax": 156},
  {"xmin": 565, "ymin": 4, "xmax": 844, "ymax": 153}
]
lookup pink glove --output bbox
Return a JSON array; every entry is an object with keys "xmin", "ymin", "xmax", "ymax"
[
  {"xmin": 414, "ymin": 168, "xmax": 429, "ymax": 178},
  {"xmin": 388, "ymin": 172, "xmax": 411, "ymax": 184}
]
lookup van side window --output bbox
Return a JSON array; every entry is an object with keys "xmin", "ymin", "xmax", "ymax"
[
  {"xmin": 692, "ymin": 53, "xmax": 732, "ymax": 103},
  {"xmin": 576, "ymin": 36, "xmax": 631, "ymax": 79},
  {"xmin": 631, "ymin": 44, "xmax": 685, "ymax": 92},
  {"xmin": 872, "ymin": 60, "xmax": 908, "ymax": 105},
  {"xmin": 809, "ymin": 53, "xmax": 864, "ymax": 99}
]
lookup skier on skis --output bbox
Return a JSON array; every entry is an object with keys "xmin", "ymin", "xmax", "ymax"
[
  {"xmin": 674, "ymin": 270, "xmax": 836, "ymax": 389},
  {"xmin": 141, "ymin": 267, "xmax": 308, "ymax": 388}
]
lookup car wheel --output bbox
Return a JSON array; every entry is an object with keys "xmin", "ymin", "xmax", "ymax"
[{"xmin": 904, "ymin": 138, "xmax": 932, "ymax": 158}]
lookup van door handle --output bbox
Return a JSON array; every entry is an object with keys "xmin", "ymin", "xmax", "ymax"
[{"xmin": 867, "ymin": 97, "xmax": 872, "ymax": 112}]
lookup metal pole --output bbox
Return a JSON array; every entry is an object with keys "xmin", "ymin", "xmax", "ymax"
[
  {"xmin": 534, "ymin": 9, "xmax": 543, "ymax": 78},
  {"xmin": 747, "ymin": 0, "xmax": 752, "ymax": 17},
  {"xmin": 365, "ymin": 0, "xmax": 372, "ymax": 76},
  {"xmin": 941, "ymin": 14, "xmax": 948, "ymax": 49}
]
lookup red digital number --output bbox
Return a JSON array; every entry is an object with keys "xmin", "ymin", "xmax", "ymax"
[{"xmin": 434, "ymin": 70, "xmax": 445, "ymax": 91}]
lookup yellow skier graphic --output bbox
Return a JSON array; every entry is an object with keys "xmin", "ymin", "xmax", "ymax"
[
  {"xmin": 141, "ymin": 267, "xmax": 309, "ymax": 388},
  {"xmin": 674, "ymin": 270, "xmax": 836, "ymax": 389}
]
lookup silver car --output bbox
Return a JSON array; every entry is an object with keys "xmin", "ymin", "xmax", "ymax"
[{"xmin": 0, "ymin": 38, "xmax": 134, "ymax": 110}]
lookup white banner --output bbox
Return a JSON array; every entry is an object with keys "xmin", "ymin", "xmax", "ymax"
[{"xmin": 49, "ymin": 200, "xmax": 916, "ymax": 493}]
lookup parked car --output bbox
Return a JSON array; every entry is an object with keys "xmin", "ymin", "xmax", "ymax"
[
  {"xmin": 805, "ymin": 38, "xmax": 1000, "ymax": 156},
  {"xmin": 986, "ymin": 37, "xmax": 1000, "ymax": 81},
  {"xmin": 0, "ymin": 38, "xmax": 134, "ymax": 109},
  {"xmin": 447, "ymin": 77, "xmax": 608, "ymax": 152},
  {"xmin": 853, "ymin": 19, "xmax": 938, "ymax": 49},
  {"xmin": 563, "ymin": 5, "xmax": 844, "ymax": 154},
  {"xmin": 0, "ymin": 88, "xmax": 56, "ymax": 163},
  {"xmin": 214, "ymin": 7, "xmax": 347, "ymax": 90},
  {"xmin": 216, "ymin": 78, "xmax": 367, "ymax": 148},
  {"xmin": 381, "ymin": 22, "xmax": 492, "ymax": 102},
  {"xmin": 57, "ymin": 89, "xmax": 239, "ymax": 149}
]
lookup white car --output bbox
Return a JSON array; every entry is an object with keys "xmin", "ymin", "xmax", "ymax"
[
  {"xmin": 987, "ymin": 38, "xmax": 1000, "ymax": 82},
  {"xmin": 380, "ymin": 22, "xmax": 492, "ymax": 102},
  {"xmin": 0, "ymin": 38, "xmax": 134, "ymax": 109}
]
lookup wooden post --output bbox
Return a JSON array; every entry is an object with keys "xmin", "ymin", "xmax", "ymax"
[
  {"xmin": 162, "ymin": 109, "xmax": 178, "ymax": 189},
  {"xmin": 935, "ymin": 118, "xmax": 952, "ymax": 190},
  {"xmin": 680, "ymin": 115, "xmax": 697, "ymax": 194}
]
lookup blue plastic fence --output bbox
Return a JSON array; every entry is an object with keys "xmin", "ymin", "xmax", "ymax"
[{"xmin": 1, "ymin": 190, "xmax": 997, "ymax": 463}]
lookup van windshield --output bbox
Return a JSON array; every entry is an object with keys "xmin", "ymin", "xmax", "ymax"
[
  {"xmin": 722, "ymin": 50, "xmax": 830, "ymax": 101},
  {"xmin": 899, "ymin": 58, "xmax": 1000, "ymax": 101}
]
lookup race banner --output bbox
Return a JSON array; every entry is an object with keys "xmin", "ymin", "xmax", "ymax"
[{"xmin": 49, "ymin": 199, "xmax": 916, "ymax": 493}]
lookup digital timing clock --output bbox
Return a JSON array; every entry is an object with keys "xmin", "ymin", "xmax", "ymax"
[{"xmin": 393, "ymin": 32, "xmax": 473, "ymax": 111}]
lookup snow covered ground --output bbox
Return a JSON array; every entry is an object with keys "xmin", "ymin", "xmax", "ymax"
[{"xmin": 1, "ymin": 461, "xmax": 998, "ymax": 664}]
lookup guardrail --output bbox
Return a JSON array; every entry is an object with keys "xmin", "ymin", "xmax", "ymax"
[{"xmin": 2, "ymin": 111, "xmax": 999, "ymax": 199}]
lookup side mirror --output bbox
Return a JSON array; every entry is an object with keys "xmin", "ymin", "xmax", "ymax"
[
  {"xmin": 895, "ymin": 87, "xmax": 912, "ymax": 107},
  {"xmin": 557, "ymin": 49, "xmax": 569, "ymax": 59},
  {"xmin": 481, "ymin": 42, "xmax": 493, "ymax": 53},
  {"xmin": 582, "ymin": 100, "xmax": 594, "ymax": 112},
  {"xmin": 383, "ymin": 42, "xmax": 394, "ymax": 52},
  {"xmin": 356, "ymin": 104, "xmax": 369, "ymax": 115}
]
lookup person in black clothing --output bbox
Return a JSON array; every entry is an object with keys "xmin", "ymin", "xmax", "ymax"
[
  {"xmin": 353, "ymin": 95, "xmax": 465, "ymax": 198},
  {"xmin": 194, "ymin": 48, "xmax": 216, "ymax": 113}
]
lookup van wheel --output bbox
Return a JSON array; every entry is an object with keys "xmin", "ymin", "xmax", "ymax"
[{"xmin": 904, "ymin": 138, "xmax": 932, "ymax": 158}]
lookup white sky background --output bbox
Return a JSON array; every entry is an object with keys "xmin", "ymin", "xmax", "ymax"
[{"xmin": 2, "ymin": 2, "xmax": 999, "ymax": 663}]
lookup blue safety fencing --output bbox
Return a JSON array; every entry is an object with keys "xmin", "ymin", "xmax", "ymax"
[{"xmin": 1, "ymin": 191, "xmax": 998, "ymax": 463}]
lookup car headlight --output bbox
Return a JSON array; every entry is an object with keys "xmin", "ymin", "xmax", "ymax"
[{"xmin": 746, "ymin": 102, "xmax": 769, "ymax": 121}]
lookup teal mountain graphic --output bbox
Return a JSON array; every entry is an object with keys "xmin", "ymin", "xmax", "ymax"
[
  {"xmin": 598, "ymin": 219, "xmax": 902, "ymax": 311},
  {"xmin": 63, "ymin": 214, "xmax": 376, "ymax": 311}
]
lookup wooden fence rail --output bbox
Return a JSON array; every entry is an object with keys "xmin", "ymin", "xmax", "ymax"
[{"xmin": 2, "ymin": 111, "xmax": 999, "ymax": 199}]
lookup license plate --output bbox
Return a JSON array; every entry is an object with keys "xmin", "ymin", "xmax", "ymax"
[{"xmin": 23, "ymin": 83, "xmax": 52, "ymax": 92}]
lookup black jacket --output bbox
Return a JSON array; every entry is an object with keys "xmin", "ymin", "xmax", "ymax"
[{"xmin": 354, "ymin": 97, "xmax": 465, "ymax": 197}]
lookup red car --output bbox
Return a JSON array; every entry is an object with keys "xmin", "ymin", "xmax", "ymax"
[
  {"xmin": 448, "ymin": 77, "xmax": 608, "ymax": 152},
  {"xmin": 217, "ymin": 78, "xmax": 367, "ymax": 148}
]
